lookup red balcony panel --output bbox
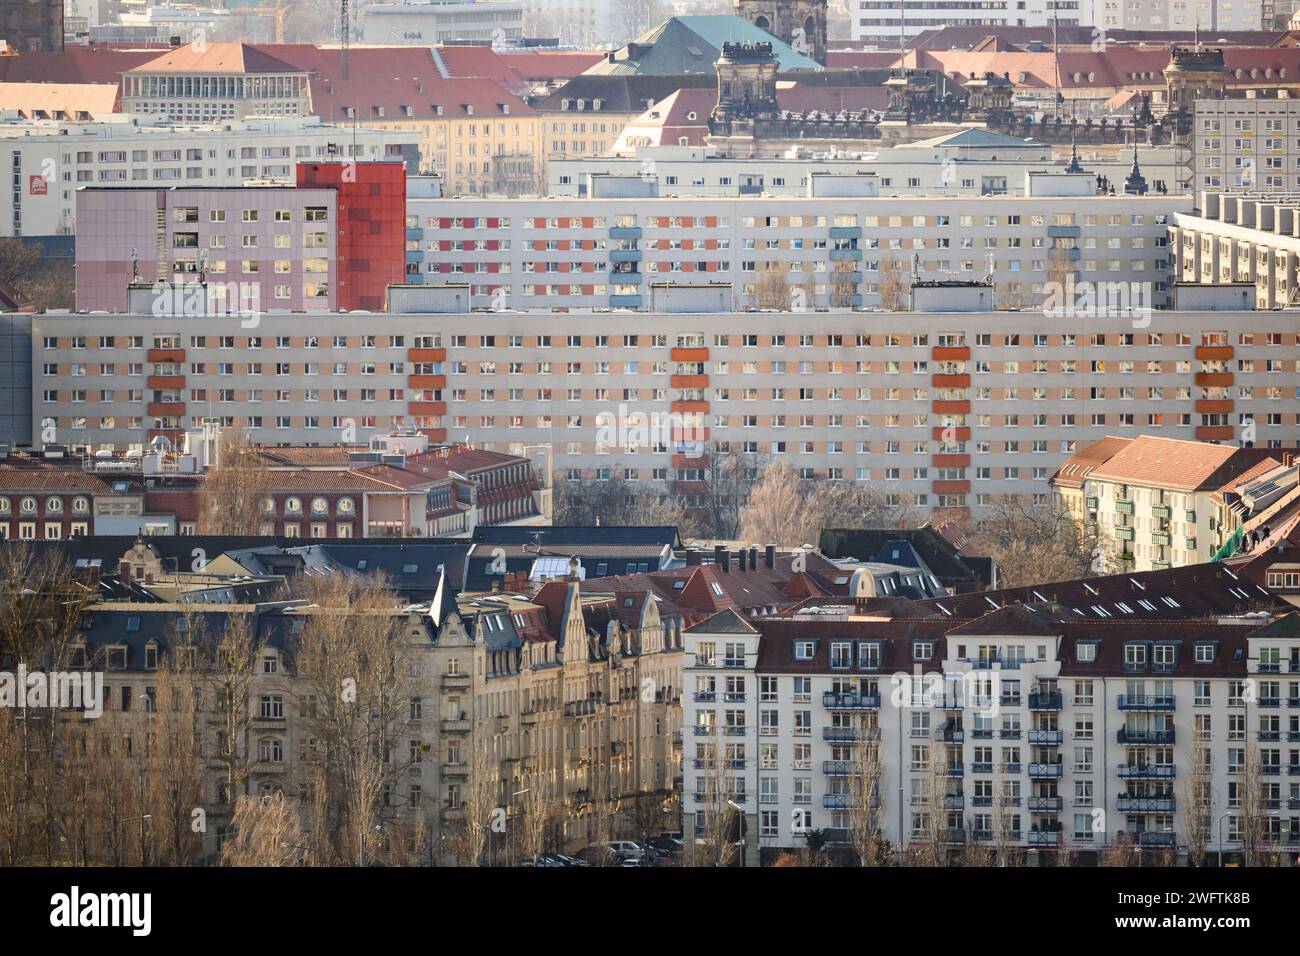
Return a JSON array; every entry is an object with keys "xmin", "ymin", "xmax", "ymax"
[
  {"xmin": 147, "ymin": 348, "xmax": 186, "ymax": 363},
  {"xmin": 1195, "ymin": 400, "xmax": 1234, "ymax": 414},
  {"xmin": 416, "ymin": 428, "xmax": 448, "ymax": 442},
  {"xmin": 933, "ymin": 480, "xmax": 971, "ymax": 495},
  {"xmin": 1195, "ymin": 426, "xmax": 1234, "ymax": 441},
  {"xmin": 670, "ymin": 347, "xmax": 709, "ymax": 362},
  {"xmin": 408, "ymin": 401, "xmax": 447, "ymax": 416},
  {"xmin": 932, "ymin": 426, "xmax": 971, "ymax": 440},
  {"xmin": 932, "ymin": 374, "xmax": 971, "ymax": 388},
  {"xmin": 671, "ymin": 374, "xmax": 709, "ymax": 389},
  {"xmin": 933, "ymin": 346, "xmax": 970, "ymax": 361},
  {"xmin": 1195, "ymin": 346, "xmax": 1234, "ymax": 361},
  {"xmin": 932, "ymin": 400, "xmax": 971, "ymax": 415},
  {"xmin": 1195, "ymin": 373, "xmax": 1233, "ymax": 387},
  {"xmin": 671, "ymin": 400, "xmax": 709, "ymax": 414},
  {"xmin": 932, "ymin": 454, "xmax": 971, "ymax": 468},
  {"xmin": 147, "ymin": 402, "xmax": 185, "ymax": 417},
  {"xmin": 408, "ymin": 374, "xmax": 447, "ymax": 389},
  {"xmin": 408, "ymin": 347, "xmax": 447, "ymax": 362},
  {"xmin": 147, "ymin": 375, "xmax": 185, "ymax": 389},
  {"xmin": 671, "ymin": 455, "xmax": 706, "ymax": 469}
]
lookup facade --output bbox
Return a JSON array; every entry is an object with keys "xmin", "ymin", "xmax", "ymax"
[
  {"xmin": 1192, "ymin": 94, "xmax": 1300, "ymax": 195},
  {"xmin": 0, "ymin": 116, "xmax": 417, "ymax": 239},
  {"xmin": 684, "ymin": 594, "xmax": 1300, "ymax": 864},
  {"xmin": 1171, "ymin": 191, "xmax": 1300, "ymax": 308},
  {"xmin": 22, "ymin": 301, "xmax": 1300, "ymax": 520},
  {"xmin": 0, "ymin": 0, "xmax": 61, "ymax": 52},
  {"xmin": 358, "ymin": 0, "xmax": 525, "ymax": 45},
  {"xmin": 120, "ymin": 43, "xmax": 312, "ymax": 123},
  {"xmin": 850, "ymin": 0, "xmax": 1085, "ymax": 49},
  {"xmin": 69, "ymin": 562, "xmax": 682, "ymax": 859},
  {"xmin": 735, "ymin": 0, "xmax": 829, "ymax": 66},
  {"xmin": 402, "ymin": 188, "xmax": 1184, "ymax": 310}
]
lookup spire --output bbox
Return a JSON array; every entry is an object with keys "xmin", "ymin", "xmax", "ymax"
[
  {"xmin": 1064, "ymin": 120, "xmax": 1085, "ymax": 174},
  {"xmin": 1123, "ymin": 136, "xmax": 1147, "ymax": 195}
]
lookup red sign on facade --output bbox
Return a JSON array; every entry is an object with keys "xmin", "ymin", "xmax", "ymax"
[{"xmin": 28, "ymin": 175, "xmax": 47, "ymax": 195}]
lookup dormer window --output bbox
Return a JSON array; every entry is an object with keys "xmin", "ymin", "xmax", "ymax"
[
  {"xmin": 1076, "ymin": 643, "xmax": 1096, "ymax": 663},
  {"xmin": 913, "ymin": 641, "xmax": 933, "ymax": 661},
  {"xmin": 144, "ymin": 643, "xmax": 159, "ymax": 670},
  {"xmin": 794, "ymin": 641, "xmax": 814, "ymax": 660},
  {"xmin": 1195, "ymin": 643, "xmax": 1215, "ymax": 663}
]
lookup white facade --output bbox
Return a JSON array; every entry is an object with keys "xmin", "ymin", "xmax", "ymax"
[
  {"xmin": 1193, "ymin": 96, "xmax": 1300, "ymax": 196},
  {"xmin": 850, "ymin": 0, "xmax": 1091, "ymax": 49},
  {"xmin": 358, "ymin": 0, "xmax": 524, "ymax": 44},
  {"xmin": 0, "ymin": 116, "xmax": 418, "ymax": 237}
]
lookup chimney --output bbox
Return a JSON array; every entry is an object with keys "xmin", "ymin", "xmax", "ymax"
[
  {"xmin": 715, "ymin": 544, "xmax": 729, "ymax": 573},
  {"xmin": 765, "ymin": 544, "xmax": 776, "ymax": 568},
  {"xmin": 749, "ymin": 546, "xmax": 758, "ymax": 570},
  {"xmin": 737, "ymin": 549, "xmax": 747, "ymax": 572},
  {"xmin": 686, "ymin": 548, "xmax": 702, "ymax": 566}
]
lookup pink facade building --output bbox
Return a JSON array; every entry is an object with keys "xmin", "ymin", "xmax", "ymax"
[{"xmin": 75, "ymin": 185, "xmax": 339, "ymax": 313}]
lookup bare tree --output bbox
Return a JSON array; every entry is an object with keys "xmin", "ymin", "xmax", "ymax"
[
  {"xmin": 146, "ymin": 640, "xmax": 205, "ymax": 866},
  {"xmin": 694, "ymin": 728, "xmax": 738, "ymax": 867},
  {"xmin": 739, "ymin": 459, "xmax": 816, "ymax": 547},
  {"xmin": 221, "ymin": 793, "xmax": 304, "ymax": 867},
  {"xmin": 518, "ymin": 768, "xmax": 554, "ymax": 865},
  {"xmin": 753, "ymin": 267, "xmax": 794, "ymax": 310},
  {"xmin": 1240, "ymin": 743, "xmax": 1268, "ymax": 866},
  {"xmin": 878, "ymin": 255, "xmax": 912, "ymax": 311},
  {"xmin": 1184, "ymin": 720, "xmax": 1212, "ymax": 867},
  {"xmin": 970, "ymin": 493, "xmax": 1111, "ymax": 588},
  {"xmin": 694, "ymin": 443, "xmax": 763, "ymax": 541},
  {"xmin": 196, "ymin": 428, "xmax": 269, "ymax": 535},
  {"xmin": 446, "ymin": 737, "xmax": 498, "ymax": 866},
  {"xmin": 554, "ymin": 466, "xmax": 694, "ymax": 531},
  {"xmin": 204, "ymin": 611, "xmax": 262, "ymax": 819},
  {"xmin": 0, "ymin": 237, "xmax": 73, "ymax": 310},
  {"xmin": 846, "ymin": 714, "xmax": 883, "ymax": 866}
]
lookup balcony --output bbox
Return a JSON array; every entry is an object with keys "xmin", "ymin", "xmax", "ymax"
[
  {"xmin": 1027, "ymin": 729, "xmax": 1063, "ymax": 746},
  {"xmin": 1115, "ymin": 526, "xmax": 1135, "ymax": 541},
  {"xmin": 942, "ymin": 829, "xmax": 967, "ymax": 845},
  {"xmin": 943, "ymin": 794, "xmax": 965, "ymax": 810},
  {"xmin": 1028, "ymin": 763, "xmax": 1063, "ymax": 779},
  {"xmin": 440, "ymin": 718, "xmax": 471, "ymax": 734},
  {"xmin": 146, "ymin": 347, "xmax": 185, "ymax": 363},
  {"xmin": 1118, "ymin": 796, "xmax": 1177, "ymax": 813},
  {"xmin": 1137, "ymin": 831, "xmax": 1176, "ymax": 847},
  {"xmin": 823, "ymin": 760, "xmax": 861, "ymax": 776},
  {"xmin": 441, "ymin": 673, "xmax": 471, "ymax": 690},
  {"xmin": 823, "ymin": 691, "xmax": 881, "ymax": 710},
  {"xmin": 563, "ymin": 700, "xmax": 598, "ymax": 718},
  {"xmin": 1118, "ymin": 764, "xmax": 1175, "ymax": 780},
  {"xmin": 970, "ymin": 761, "xmax": 993, "ymax": 774},
  {"xmin": 1151, "ymin": 531, "xmax": 1170, "ymax": 547},
  {"xmin": 1027, "ymin": 831, "xmax": 1060, "ymax": 846},
  {"xmin": 1150, "ymin": 504, "xmax": 1170, "ymax": 519},
  {"xmin": 998, "ymin": 728, "xmax": 1022, "ymax": 739},
  {"xmin": 1028, "ymin": 796, "xmax": 1063, "ymax": 812},
  {"xmin": 1114, "ymin": 499, "xmax": 1134, "ymax": 515},
  {"xmin": 1028, "ymin": 692, "xmax": 1062, "ymax": 711},
  {"xmin": 1118, "ymin": 728, "xmax": 1174, "ymax": 745},
  {"xmin": 1116, "ymin": 695, "xmax": 1176, "ymax": 711},
  {"xmin": 945, "ymin": 763, "xmax": 965, "ymax": 777},
  {"xmin": 823, "ymin": 726, "xmax": 879, "ymax": 742},
  {"xmin": 941, "ymin": 728, "xmax": 965, "ymax": 744},
  {"xmin": 823, "ymin": 794, "xmax": 866, "ymax": 809},
  {"xmin": 441, "ymin": 762, "xmax": 469, "ymax": 778}
]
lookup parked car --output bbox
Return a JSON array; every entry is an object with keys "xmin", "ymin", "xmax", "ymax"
[
  {"xmin": 649, "ymin": 833, "xmax": 684, "ymax": 855},
  {"xmin": 575, "ymin": 845, "xmax": 621, "ymax": 866},
  {"xmin": 606, "ymin": 841, "xmax": 645, "ymax": 862}
]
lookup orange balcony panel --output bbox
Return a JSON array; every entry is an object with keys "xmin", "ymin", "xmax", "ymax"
[
  {"xmin": 933, "ymin": 346, "xmax": 970, "ymax": 361},
  {"xmin": 147, "ymin": 375, "xmax": 185, "ymax": 389},
  {"xmin": 932, "ymin": 454, "xmax": 971, "ymax": 468},
  {"xmin": 932, "ymin": 400, "xmax": 971, "ymax": 415},
  {"xmin": 671, "ymin": 374, "xmax": 709, "ymax": 389},
  {"xmin": 1195, "ymin": 400, "xmax": 1234, "ymax": 414},
  {"xmin": 408, "ymin": 401, "xmax": 447, "ymax": 416},
  {"xmin": 147, "ymin": 402, "xmax": 185, "ymax": 417},
  {"xmin": 932, "ymin": 374, "xmax": 971, "ymax": 388},
  {"xmin": 147, "ymin": 348, "xmax": 185, "ymax": 363},
  {"xmin": 408, "ymin": 348, "xmax": 446, "ymax": 362},
  {"xmin": 671, "ymin": 455, "xmax": 706, "ymax": 469},
  {"xmin": 416, "ymin": 428, "xmax": 448, "ymax": 442},
  {"xmin": 670, "ymin": 347, "xmax": 710, "ymax": 362},
  {"xmin": 408, "ymin": 374, "xmax": 447, "ymax": 389},
  {"xmin": 671, "ymin": 400, "xmax": 710, "ymax": 414},
  {"xmin": 933, "ymin": 480, "xmax": 971, "ymax": 495},
  {"xmin": 1195, "ymin": 346, "xmax": 1234, "ymax": 361},
  {"xmin": 671, "ymin": 480, "xmax": 709, "ymax": 494},
  {"xmin": 933, "ymin": 426, "xmax": 971, "ymax": 441},
  {"xmin": 1195, "ymin": 373, "xmax": 1233, "ymax": 387},
  {"xmin": 1195, "ymin": 426, "xmax": 1235, "ymax": 441}
]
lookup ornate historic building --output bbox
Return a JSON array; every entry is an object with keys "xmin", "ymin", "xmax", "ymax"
[{"xmin": 735, "ymin": 0, "xmax": 828, "ymax": 67}]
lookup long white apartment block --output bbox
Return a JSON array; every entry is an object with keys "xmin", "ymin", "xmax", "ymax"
[
  {"xmin": 0, "ymin": 116, "xmax": 419, "ymax": 238},
  {"xmin": 19, "ymin": 300, "xmax": 1300, "ymax": 518},
  {"xmin": 1193, "ymin": 96, "xmax": 1300, "ymax": 195},
  {"xmin": 1171, "ymin": 190, "xmax": 1300, "ymax": 307},
  {"xmin": 403, "ymin": 181, "xmax": 1186, "ymax": 311},
  {"xmin": 683, "ymin": 597, "xmax": 1300, "ymax": 864}
]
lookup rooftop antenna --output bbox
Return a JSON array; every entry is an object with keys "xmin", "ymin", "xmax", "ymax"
[
  {"xmin": 899, "ymin": 0, "xmax": 905, "ymax": 60},
  {"xmin": 341, "ymin": 0, "xmax": 350, "ymax": 81},
  {"xmin": 1052, "ymin": 10, "xmax": 1062, "ymax": 120}
]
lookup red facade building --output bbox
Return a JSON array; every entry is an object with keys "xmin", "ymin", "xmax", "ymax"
[{"xmin": 296, "ymin": 162, "xmax": 406, "ymax": 312}]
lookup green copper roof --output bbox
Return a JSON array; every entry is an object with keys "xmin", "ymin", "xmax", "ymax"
[{"xmin": 584, "ymin": 15, "xmax": 822, "ymax": 77}]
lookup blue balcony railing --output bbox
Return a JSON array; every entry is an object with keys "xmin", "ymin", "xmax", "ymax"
[
  {"xmin": 823, "ymin": 691, "xmax": 881, "ymax": 710},
  {"xmin": 1118, "ymin": 796, "xmax": 1177, "ymax": 813},
  {"xmin": 1118, "ymin": 728, "xmax": 1175, "ymax": 745},
  {"xmin": 1117, "ymin": 695, "xmax": 1176, "ymax": 711},
  {"xmin": 1028, "ymin": 763, "xmax": 1063, "ymax": 779},
  {"xmin": 1027, "ymin": 729, "xmax": 1064, "ymax": 746},
  {"xmin": 1118, "ymin": 764, "xmax": 1175, "ymax": 779},
  {"xmin": 1028, "ymin": 692, "xmax": 1063, "ymax": 711}
]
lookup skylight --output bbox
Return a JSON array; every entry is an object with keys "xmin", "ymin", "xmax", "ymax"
[{"xmin": 1129, "ymin": 578, "xmax": 1145, "ymax": 590}]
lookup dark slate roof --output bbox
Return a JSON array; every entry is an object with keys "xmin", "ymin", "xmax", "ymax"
[
  {"xmin": 685, "ymin": 607, "xmax": 759, "ymax": 635},
  {"xmin": 532, "ymin": 72, "xmax": 715, "ymax": 112},
  {"xmin": 946, "ymin": 603, "xmax": 1062, "ymax": 636},
  {"xmin": 582, "ymin": 16, "xmax": 821, "ymax": 77},
  {"xmin": 753, "ymin": 617, "xmax": 952, "ymax": 673},
  {"xmin": 819, "ymin": 527, "xmax": 990, "ymax": 591},
  {"xmin": 916, "ymin": 562, "xmax": 1286, "ymax": 622},
  {"xmin": 471, "ymin": 525, "xmax": 679, "ymax": 547}
]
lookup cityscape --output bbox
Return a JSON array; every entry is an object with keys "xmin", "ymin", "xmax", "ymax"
[{"xmin": 0, "ymin": 1, "xmax": 1294, "ymax": 910}]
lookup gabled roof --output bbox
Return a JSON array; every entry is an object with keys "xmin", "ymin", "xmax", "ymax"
[
  {"xmin": 1050, "ymin": 436, "xmax": 1132, "ymax": 489},
  {"xmin": 686, "ymin": 606, "xmax": 758, "ymax": 634},
  {"xmin": 946, "ymin": 603, "xmax": 1059, "ymax": 636},
  {"xmin": 583, "ymin": 16, "xmax": 821, "ymax": 77},
  {"xmin": 1086, "ymin": 436, "xmax": 1278, "ymax": 493},
  {"xmin": 819, "ymin": 527, "xmax": 990, "ymax": 591}
]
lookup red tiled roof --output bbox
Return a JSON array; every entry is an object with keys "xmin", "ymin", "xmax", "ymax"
[
  {"xmin": 498, "ymin": 51, "xmax": 605, "ymax": 81},
  {"xmin": 1087, "ymin": 436, "xmax": 1274, "ymax": 492},
  {"xmin": 128, "ymin": 42, "xmax": 304, "ymax": 76},
  {"xmin": 1050, "ymin": 436, "xmax": 1133, "ymax": 489},
  {"xmin": 0, "ymin": 467, "xmax": 113, "ymax": 493}
]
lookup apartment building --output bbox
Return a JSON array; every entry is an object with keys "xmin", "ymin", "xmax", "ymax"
[
  {"xmin": 69, "ymin": 559, "xmax": 681, "ymax": 859},
  {"xmin": 74, "ymin": 161, "xmax": 406, "ymax": 313},
  {"xmin": 1191, "ymin": 95, "xmax": 1300, "ymax": 195},
  {"xmin": 1052, "ymin": 435, "xmax": 1297, "ymax": 571},
  {"xmin": 357, "ymin": 0, "xmax": 526, "ymax": 45},
  {"xmin": 0, "ymin": 116, "xmax": 417, "ymax": 240},
  {"xmin": 683, "ymin": 574, "xmax": 1300, "ymax": 865},
  {"xmin": 851, "ymin": 0, "xmax": 1087, "ymax": 48},
  {"xmin": 404, "ymin": 186, "xmax": 1184, "ymax": 310},
  {"xmin": 22, "ymin": 300, "xmax": 1300, "ymax": 519},
  {"xmin": 1170, "ymin": 191, "xmax": 1300, "ymax": 308}
]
